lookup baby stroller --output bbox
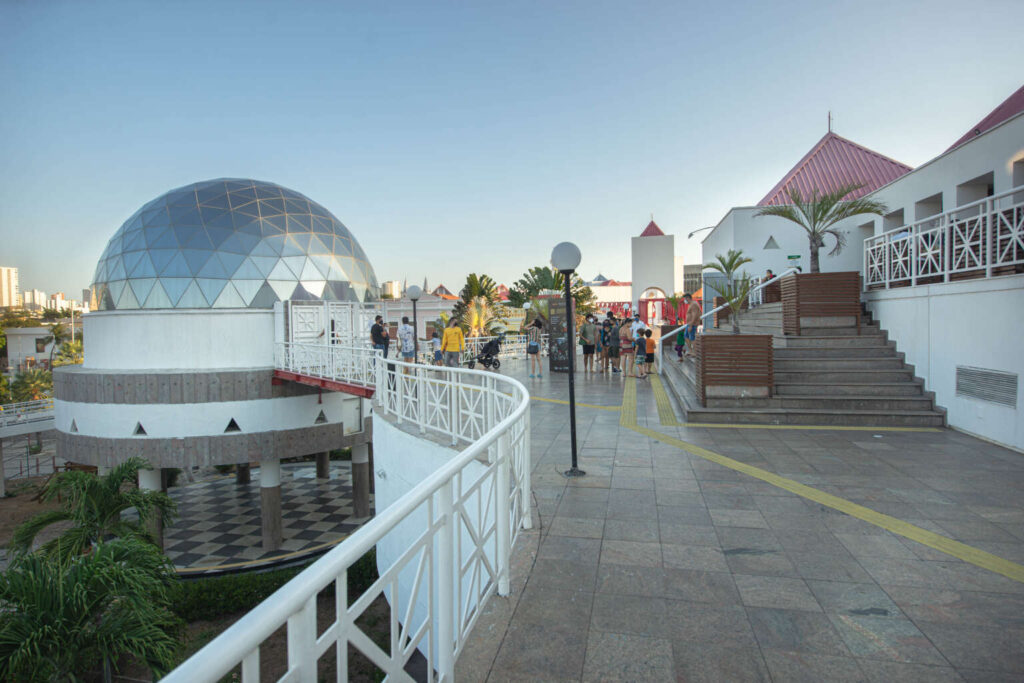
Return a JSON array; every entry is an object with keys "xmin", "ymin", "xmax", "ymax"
[{"xmin": 468, "ymin": 336, "xmax": 502, "ymax": 370}]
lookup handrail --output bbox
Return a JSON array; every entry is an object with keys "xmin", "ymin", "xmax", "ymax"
[
  {"xmin": 166, "ymin": 351, "xmax": 532, "ymax": 682},
  {"xmin": 656, "ymin": 268, "xmax": 798, "ymax": 375},
  {"xmin": 0, "ymin": 399, "xmax": 55, "ymax": 428}
]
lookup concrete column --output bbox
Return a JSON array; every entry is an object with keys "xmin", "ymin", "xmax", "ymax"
[
  {"xmin": 367, "ymin": 442, "xmax": 375, "ymax": 494},
  {"xmin": 352, "ymin": 443, "xmax": 371, "ymax": 519},
  {"xmin": 236, "ymin": 463, "xmax": 251, "ymax": 485},
  {"xmin": 316, "ymin": 451, "xmax": 330, "ymax": 479},
  {"xmin": 260, "ymin": 458, "xmax": 283, "ymax": 551},
  {"xmin": 137, "ymin": 467, "xmax": 163, "ymax": 549}
]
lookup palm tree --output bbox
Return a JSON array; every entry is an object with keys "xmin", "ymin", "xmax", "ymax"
[
  {"xmin": 11, "ymin": 457, "xmax": 177, "ymax": 560},
  {"xmin": 0, "ymin": 537, "xmax": 182, "ymax": 681},
  {"xmin": 10, "ymin": 368, "xmax": 52, "ymax": 402},
  {"xmin": 451, "ymin": 273, "xmax": 507, "ymax": 334},
  {"xmin": 665, "ymin": 292, "xmax": 685, "ymax": 325},
  {"xmin": 508, "ymin": 266, "xmax": 596, "ymax": 314},
  {"xmin": 46, "ymin": 321, "xmax": 69, "ymax": 368},
  {"xmin": 703, "ymin": 250, "xmax": 754, "ymax": 332},
  {"xmin": 465, "ymin": 296, "xmax": 504, "ymax": 337},
  {"xmin": 720, "ymin": 275, "xmax": 756, "ymax": 334},
  {"xmin": 703, "ymin": 249, "xmax": 753, "ymax": 283},
  {"xmin": 53, "ymin": 339, "xmax": 83, "ymax": 366},
  {"xmin": 754, "ymin": 183, "xmax": 888, "ymax": 273}
]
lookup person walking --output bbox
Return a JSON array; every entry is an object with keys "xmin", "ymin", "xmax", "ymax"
[
  {"xmin": 431, "ymin": 331, "xmax": 442, "ymax": 365},
  {"xmin": 580, "ymin": 314, "xmax": 597, "ymax": 373},
  {"xmin": 594, "ymin": 316, "xmax": 606, "ymax": 373},
  {"xmin": 398, "ymin": 316, "xmax": 415, "ymax": 368},
  {"xmin": 606, "ymin": 316, "xmax": 621, "ymax": 373},
  {"xmin": 371, "ymin": 315, "xmax": 390, "ymax": 358},
  {"xmin": 683, "ymin": 293, "xmax": 701, "ymax": 358},
  {"xmin": 620, "ymin": 319, "xmax": 636, "ymax": 377},
  {"xmin": 440, "ymin": 318, "xmax": 465, "ymax": 368},
  {"xmin": 675, "ymin": 326, "xmax": 687, "ymax": 362},
  {"xmin": 643, "ymin": 328, "xmax": 656, "ymax": 376},
  {"xmin": 526, "ymin": 318, "xmax": 544, "ymax": 378}
]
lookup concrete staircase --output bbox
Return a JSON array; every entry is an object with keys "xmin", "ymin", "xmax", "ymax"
[{"xmin": 661, "ymin": 303, "xmax": 946, "ymax": 427}]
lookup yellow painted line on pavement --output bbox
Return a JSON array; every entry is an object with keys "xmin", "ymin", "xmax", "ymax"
[
  {"xmin": 650, "ymin": 375, "xmax": 678, "ymax": 426},
  {"xmin": 628, "ymin": 423, "xmax": 1024, "ymax": 584},
  {"xmin": 620, "ymin": 377, "xmax": 638, "ymax": 427},
  {"xmin": 529, "ymin": 395, "xmax": 620, "ymax": 412}
]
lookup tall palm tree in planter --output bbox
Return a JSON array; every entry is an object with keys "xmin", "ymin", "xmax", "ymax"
[
  {"xmin": 754, "ymin": 183, "xmax": 888, "ymax": 273},
  {"xmin": 703, "ymin": 249, "xmax": 754, "ymax": 330}
]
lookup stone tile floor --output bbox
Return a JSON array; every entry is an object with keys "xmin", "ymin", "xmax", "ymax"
[{"xmin": 458, "ymin": 359, "xmax": 1024, "ymax": 682}]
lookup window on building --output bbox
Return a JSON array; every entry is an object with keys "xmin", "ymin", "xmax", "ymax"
[
  {"xmin": 883, "ymin": 209, "xmax": 905, "ymax": 232},
  {"xmin": 914, "ymin": 193, "xmax": 944, "ymax": 221},
  {"xmin": 1013, "ymin": 159, "xmax": 1024, "ymax": 204},
  {"xmin": 956, "ymin": 171, "xmax": 995, "ymax": 214},
  {"xmin": 35, "ymin": 338, "xmax": 47, "ymax": 353}
]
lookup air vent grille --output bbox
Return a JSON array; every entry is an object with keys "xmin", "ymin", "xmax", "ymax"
[{"xmin": 956, "ymin": 366, "xmax": 1018, "ymax": 408}]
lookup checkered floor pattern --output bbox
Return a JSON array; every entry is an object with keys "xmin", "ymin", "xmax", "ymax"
[{"xmin": 164, "ymin": 462, "xmax": 373, "ymax": 571}]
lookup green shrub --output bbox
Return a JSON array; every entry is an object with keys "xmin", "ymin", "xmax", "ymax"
[
  {"xmin": 213, "ymin": 464, "xmax": 234, "ymax": 474},
  {"xmin": 174, "ymin": 549, "xmax": 378, "ymax": 621}
]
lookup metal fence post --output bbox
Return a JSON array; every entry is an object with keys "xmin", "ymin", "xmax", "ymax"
[
  {"xmin": 449, "ymin": 373, "xmax": 459, "ymax": 446},
  {"xmin": 286, "ymin": 596, "xmax": 316, "ymax": 681},
  {"xmin": 418, "ymin": 365, "xmax": 427, "ymax": 435},
  {"xmin": 436, "ymin": 480, "xmax": 456, "ymax": 681},
  {"xmin": 495, "ymin": 432, "xmax": 511, "ymax": 597},
  {"xmin": 520, "ymin": 409, "xmax": 533, "ymax": 530}
]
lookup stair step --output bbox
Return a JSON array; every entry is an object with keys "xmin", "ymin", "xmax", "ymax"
[
  {"xmin": 777, "ymin": 335, "xmax": 889, "ymax": 348},
  {"xmin": 775, "ymin": 369, "xmax": 914, "ymax": 383},
  {"xmin": 705, "ymin": 396, "xmax": 935, "ymax": 411},
  {"xmin": 775, "ymin": 382, "xmax": 924, "ymax": 396},
  {"xmin": 799, "ymin": 326, "xmax": 880, "ymax": 337},
  {"xmin": 774, "ymin": 357, "xmax": 906, "ymax": 371},
  {"xmin": 774, "ymin": 346, "xmax": 896, "ymax": 359},
  {"xmin": 686, "ymin": 407, "xmax": 945, "ymax": 427}
]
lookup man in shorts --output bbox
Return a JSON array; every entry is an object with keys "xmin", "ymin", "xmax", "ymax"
[
  {"xmin": 580, "ymin": 314, "xmax": 597, "ymax": 372},
  {"xmin": 604, "ymin": 317, "xmax": 621, "ymax": 373},
  {"xmin": 683, "ymin": 293, "xmax": 701, "ymax": 358},
  {"xmin": 398, "ymin": 316, "xmax": 415, "ymax": 367}
]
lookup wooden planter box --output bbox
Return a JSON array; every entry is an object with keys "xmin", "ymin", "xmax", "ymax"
[
  {"xmin": 780, "ymin": 272, "xmax": 861, "ymax": 335},
  {"xmin": 695, "ymin": 335, "xmax": 773, "ymax": 406}
]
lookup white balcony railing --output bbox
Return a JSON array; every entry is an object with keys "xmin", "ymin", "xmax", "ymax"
[
  {"xmin": 166, "ymin": 349, "xmax": 531, "ymax": 683},
  {"xmin": 0, "ymin": 399, "xmax": 55, "ymax": 429},
  {"xmin": 864, "ymin": 186, "xmax": 1024, "ymax": 289}
]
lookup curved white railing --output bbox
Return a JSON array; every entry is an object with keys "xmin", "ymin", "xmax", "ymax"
[
  {"xmin": 166, "ymin": 352, "xmax": 532, "ymax": 683},
  {"xmin": 276, "ymin": 341, "xmax": 379, "ymax": 388},
  {"xmin": 0, "ymin": 399, "xmax": 55, "ymax": 428}
]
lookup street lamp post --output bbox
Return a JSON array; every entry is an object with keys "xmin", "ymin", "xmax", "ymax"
[
  {"xmin": 551, "ymin": 242, "xmax": 585, "ymax": 478},
  {"xmin": 407, "ymin": 285, "xmax": 422, "ymax": 362}
]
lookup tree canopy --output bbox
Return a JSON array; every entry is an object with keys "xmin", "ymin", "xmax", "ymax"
[{"xmin": 508, "ymin": 266, "xmax": 596, "ymax": 314}]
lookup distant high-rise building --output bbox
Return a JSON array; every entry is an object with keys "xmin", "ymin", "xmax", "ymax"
[
  {"xmin": 0, "ymin": 266, "xmax": 19, "ymax": 308},
  {"xmin": 381, "ymin": 280, "xmax": 402, "ymax": 299},
  {"xmin": 22, "ymin": 288, "xmax": 47, "ymax": 311}
]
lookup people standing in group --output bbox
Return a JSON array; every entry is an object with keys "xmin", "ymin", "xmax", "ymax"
[
  {"xmin": 620, "ymin": 318, "xmax": 636, "ymax": 377},
  {"xmin": 683, "ymin": 293, "xmax": 702, "ymax": 358},
  {"xmin": 580, "ymin": 314, "xmax": 597, "ymax": 373},
  {"xmin": 431, "ymin": 331, "xmax": 442, "ymax": 365},
  {"xmin": 440, "ymin": 317, "xmax": 464, "ymax": 368},
  {"xmin": 371, "ymin": 315, "xmax": 390, "ymax": 359},
  {"xmin": 526, "ymin": 318, "xmax": 544, "ymax": 378},
  {"xmin": 398, "ymin": 316, "xmax": 415, "ymax": 368},
  {"xmin": 605, "ymin": 313, "xmax": 621, "ymax": 373},
  {"xmin": 594, "ymin": 316, "xmax": 605, "ymax": 373},
  {"xmin": 633, "ymin": 317, "xmax": 648, "ymax": 378}
]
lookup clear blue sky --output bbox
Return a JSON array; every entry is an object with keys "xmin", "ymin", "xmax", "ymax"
[{"xmin": 1, "ymin": 0, "xmax": 1021, "ymax": 298}]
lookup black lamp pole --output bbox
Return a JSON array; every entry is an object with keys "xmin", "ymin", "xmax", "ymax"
[{"xmin": 562, "ymin": 270, "xmax": 584, "ymax": 477}]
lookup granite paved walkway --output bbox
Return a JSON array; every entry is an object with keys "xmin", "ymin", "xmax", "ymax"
[{"xmin": 457, "ymin": 359, "xmax": 1024, "ymax": 682}]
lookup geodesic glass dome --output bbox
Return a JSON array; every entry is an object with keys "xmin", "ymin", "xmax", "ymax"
[{"xmin": 90, "ymin": 178, "xmax": 379, "ymax": 310}]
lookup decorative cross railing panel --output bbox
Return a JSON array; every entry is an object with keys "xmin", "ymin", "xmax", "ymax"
[{"xmin": 864, "ymin": 186, "xmax": 1024, "ymax": 289}]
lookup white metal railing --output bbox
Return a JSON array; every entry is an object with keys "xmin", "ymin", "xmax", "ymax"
[
  {"xmin": 167, "ymin": 352, "xmax": 532, "ymax": 682},
  {"xmin": 864, "ymin": 186, "xmax": 1024, "ymax": 289},
  {"xmin": 0, "ymin": 399, "xmax": 55, "ymax": 429},
  {"xmin": 276, "ymin": 342, "xmax": 379, "ymax": 388},
  {"xmin": 656, "ymin": 268, "xmax": 797, "ymax": 375}
]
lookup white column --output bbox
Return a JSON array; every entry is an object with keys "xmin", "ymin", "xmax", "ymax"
[
  {"xmin": 352, "ymin": 443, "xmax": 370, "ymax": 519},
  {"xmin": 138, "ymin": 466, "xmax": 163, "ymax": 548},
  {"xmin": 261, "ymin": 457, "xmax": 282, "ymax": 551}
]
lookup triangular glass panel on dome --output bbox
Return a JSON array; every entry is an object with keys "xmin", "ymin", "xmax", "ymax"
[
  {"xmin": 184, "ymin": 227, "xmax": 214, "ymax": 250},
  {"xmin": 248, "ymin": 281, "xmax": 279, "ymax": 308},
  {"xmin": 168, "ymin": 207, "xmax": 202, "ymax": 226},
  {"xmin": 267, "ymin": 280, "xmax": 297, "ymax": 301},
  {"xmin": 224, "ymin": 180, "xmax": 251, "ymax": 191},
  {"xmin": 287, "ymin": 214, "xmax": 312, "ymax": 232},
  {"xmin": 232, "ymin": 201, "xmax": 261, "ymax": 219},
  {"xmin": 129, "ymin": 278, "xmax": 157, "ymax": 304},
  {"xmin": 249, "ymin": 255, "xmax": 279, "ymax": 278},
  {"xmin": 233, "ymin": 258, "xmax": 264, "ymax": 279},
  {"xmin": 301, "ymin": 280, "xmax": 326, "ymax": 297},
  {"xmin": 212, "ymin": 282, "xmax": 246, "ymax": 308},
  {"xmin": 280, "ymin": 235, "xmax": 305, "ymax": 257},
  {"xmin": 181, "ymin": 248, "xmax": 213, "ymax": 273},
  {"xmin": 117, "ymin": 283, "xmax": 140, "ymax": 309},
  {"xmin": 108, "ymin": 258, "xmax": 127, "ymax": 281},
  {"xmin": 150, "ymin": 227, "xmax": 180, "ymax": 249},
  {"xmin": 108, "ymin": 280, "xmax": 127, "ymax": 304},
  {"xmin": 199, "ymin": 193, "xmax": 230, "ymax": 211},
  {"xmin": 262, "ymin": 234, "xmax": 286, "ymax": 255},
  {"xmin": 307, "ymin": 234, "xmax": 331, "ymax": 255},
  {"xmin": 99, "ymin": 285, "xmax": 115, "ymax": 311},
  {"xmin": 249, "ymin": 239, "xmax": 280, "ymax": 258},
  {"xmin": 206, "ymin": 226, "xmax": 234, "ymax": 249},
  {"xmin": 204, "ymin": 210, "xmax": 235, "ymax": 231},
  {"xmin": 333, "ymin": 236, "xmax": 353, "ymax": 256},
  {"xmin": 290, "ymin": 232, "xmax": 313, "ymax": 252},
  {"xmin": 282, "ymin": 256, "xmax": 307, "ymax": 278},
  {"xmin": 222, "ymin": 231, "xmax": 260, "ymax": 255},
  {"xmin": 259, "ymin": 198, "xmax": 285, "ymax": 215},
  {"xmin": 197, "ymin": 254, "xmax": 229, "ymax": 278},
  {"xmin": 195, "ymin": 278, "xmax": 228, "ymax": 304},
  {"xmin": 231, "ymin": 279, "xmax": 263, "ymax": 305},
  {"xmin": 200, "ymin": 205, "xmax": 231, "ymax": 226},
  {"xmin": 143, "ymin": 281, "xmax": 173, "ymax": 309},
  {"xmin": 126, "ymin": 213, "xmax": 144, "ymax": 230},
  {"xmin": 261, "ymin": 215, "xmax": 287, "ymax": 235},
  {"xmin": 285, "ymin": 199, "xmax": 310, "ymax": 214},
  {"xmin": 124, "ymin": 230, "xmax": 147, "ymax": 252},
  {"xmin": 177, "ymin": 280, "xmax": 209, "ymax": 308},
  {"xmin": 216, "ymin": 251, "xmax": 247, "ymax": 276},
  {"xmin": 299, "ymin": 258, "xmax": 325, "ymax": 281},
  {"xmin": 290, "ymin": 283, "xmax": 317, "ymax": 301},
  {"xmin": 141, "ymin": 206, "xmax": 170, "ymax": 226},
  {"xmin": 160, "ymin": 278, "xmax": 192, "ymax": 305},
  {"xmin": 162, "ymin": 189, "xmax": 193, "ymax": 207},
  {"xmin": 331, "ymin": 256, "xmax": 356, "ymax": 280},
  {"xmin": 195, "ymin": 185, "xmax": 225, "ymax": 205},
  {"xmin": 309, "ymin": 254, "xmax": 334, "ymax": 278},
  {"xmin": 321, "ymin": 281, "xmax": 341, "ymax": 301},
  {"xmin": 159, "ymin": 252, "xmax": 191, "ymax": 277},
  {"xmin": 255, "ymin": 184, "xmax": 281, "ymax": 199},
  {"xmin": 236, "ymin": 218, "xmax": 264, "ymax": 237},
  {"xmin": 229, "ymin": 187, "xmax": 257, "ymax": 205},
  {"xmin": 311, "ymin": 216, "xmax": 334, "ymax": 234},
  {"xmin": 122, "ymin": 250, "xmax": 145, "ymax": 274},
  {"xmin": 267, "ymin": 260, "xmax": 295, "ymax": 281}
]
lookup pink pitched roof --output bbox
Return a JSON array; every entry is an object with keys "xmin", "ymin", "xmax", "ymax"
[
  {"xmin": 639, "ymin": 220, "xmax": 665, "ymax": 237},
  {"xmin": 757, "ymin": 132, "xmax": 912, "ymax": 207},
  {"xmin": 946, "ymin": 84, "xmax": 1024, "ymax": 152}
]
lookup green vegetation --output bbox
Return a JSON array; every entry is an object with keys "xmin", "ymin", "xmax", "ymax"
[
  {"xmin": 11, "ymin": 457, "xmax": 177, "ymax": 560},
  {"xmin": 704, "ymin": 250, "xmax": 756, "ymax": 334},
  {"xmin": 507, "ymin": 265, "xmax": 596, "ymax": 315},
  {"xmin": 10, "ymin": 369, "xmax": 52, "ymax": 402},
  {"xmin": 754, "ymin": 182, "xmax": 888, "ymax": 273},
  {"xmin": 53, "ymin": 339, "xmax": 84, "ymax": 366},
  {"xmin": 0, "ymin": 537, "xmax": 182, "ymax": 681},
  {"xmin": 451, "ymin": 273, "xmax": 507, "ymax": 337}
]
